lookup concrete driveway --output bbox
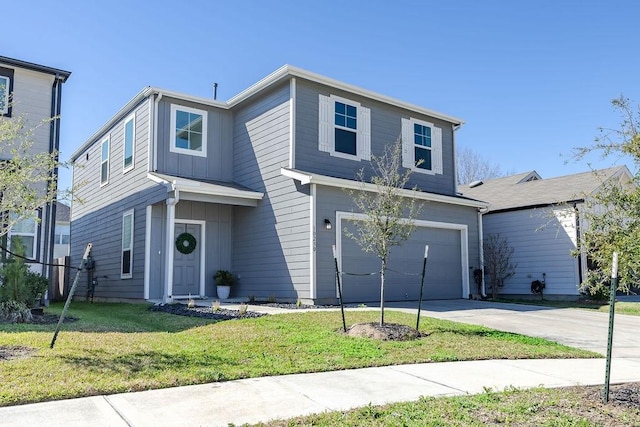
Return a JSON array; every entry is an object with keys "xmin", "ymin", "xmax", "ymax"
[{"xmin": 386, "ymin": 299, "xmax": 640, "ymax": 358}]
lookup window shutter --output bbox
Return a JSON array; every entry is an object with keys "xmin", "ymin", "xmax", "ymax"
[
  {"xmin": 358, "ymin": 105, "xmax": 371, "ymax": 160},
  {"xmin": 432, "ymin": 126, "xmax": 443, "ymax": 174},
  {"xmin": 401, "ymin": 118, "xmax": 413, "ymax": 168},
  {"xmin": 318, "ymin": 94, "xmax": 332, "ymax": 153}
]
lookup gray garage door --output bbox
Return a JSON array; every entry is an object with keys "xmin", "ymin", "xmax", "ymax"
[{"xmin": 341, "ymin": 222, "xmax": 463, "ymax": 302}]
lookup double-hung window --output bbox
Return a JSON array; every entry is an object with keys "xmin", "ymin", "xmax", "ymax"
[
  {"xmin": 401, "ymin": 117, "xmax": 443, "ymax": 175},
  {"xmin": 170, "ymin": 104, "xmax": 207, "ymax": 157},
  {"xmin": 8, "ymin": 214, "xmax": 37, "ymax": 260},
  {"xmin": 123, "ymin": 114, "xmax": 135, "ymax": 172},
  {"xmin": 121, "ymin": 210, "xmax": 134, "ymax": 278},
  {"xmin": 100, "ymin": 137, "xmax": 110, "ymax": 185},
  {"xmin": 0, "ymin": 75, "xmax": 9, "ymax": 115},
  {"xmin": 55, "ymin": 224, "xmax": 70, "ymax": 245},
  {"xmin": 319, "ymin": 94, "xmax": 370, "ymax": 161}
]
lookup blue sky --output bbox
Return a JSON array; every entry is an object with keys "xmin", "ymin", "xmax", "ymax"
[{"xmin": 5, "ymin": 1, "xmax": 639, "ymax": 191}]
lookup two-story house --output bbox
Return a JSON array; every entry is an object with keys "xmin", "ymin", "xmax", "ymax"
[
  {"xmin": 70, "ymin": 66, "xmax": 487, "ymax": 304},
  {"xmin": 1, "ymin": 56, "xmax": 71, "ymax": 278}
]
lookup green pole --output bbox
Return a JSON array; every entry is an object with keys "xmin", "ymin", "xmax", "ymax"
[
  {"xmin": 416, "ymin": 245, "xmax": 429, "ymax": 330},
  {"xmin": 603, "ymin": 251, "xmax": 618, "ymax": 403},
  {"xmin": 332, "ymin": 245, "xmax": 347, "ymax": 333},
  {"xmin": 50, "ymin": 243, "xmax": 92, "ymax": 349}
]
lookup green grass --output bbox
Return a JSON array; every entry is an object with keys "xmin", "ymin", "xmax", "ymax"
[
  {"xmin": 0, "ymin": 302, "xmax": 598, "ymax": 406},
  {"xmin": 256, "ymin": 385, "xmax": 640, "ymax": 426},
  {"xmin": 498, "ymin": 298, "xmax": 640, "ymax": 316}
]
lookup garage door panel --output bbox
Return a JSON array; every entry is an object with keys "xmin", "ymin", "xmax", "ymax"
[{"xmin": 341, "ymin": 221, "xmax": 463, "ymax": 303}]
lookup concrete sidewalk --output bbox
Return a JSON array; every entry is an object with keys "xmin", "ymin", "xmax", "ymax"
[{"xmin": 3, "ymin": 357, "xmax": 640, "ymax": 427}]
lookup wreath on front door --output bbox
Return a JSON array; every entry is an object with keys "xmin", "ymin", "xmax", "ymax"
[{"xmin": 176, "ymin": 232, "xmax": 197, "ymax": 255}]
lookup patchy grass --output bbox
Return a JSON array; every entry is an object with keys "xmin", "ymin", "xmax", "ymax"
[
  {"xmin": 257, "ymin": 383, "xmax": 640, "ymax": 426},
  {"xmin": 0, "ymin": 302, "xmax": 598, "ymax": 406},
  {"xmin": 497, "ymin": 298, "xmax": 640, "ymax": 316}
]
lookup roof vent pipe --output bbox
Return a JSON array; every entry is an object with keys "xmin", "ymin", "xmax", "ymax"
[
  {"xmin": 469, "ymin": 180, "xmax": 484, "ymax": 188},
  {"xmin": 213, "ymin": 83, "xmax": 218, "ymax": 100}
]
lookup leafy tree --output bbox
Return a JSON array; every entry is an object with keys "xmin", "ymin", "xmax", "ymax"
[
  {"xmin": 483, "ymin": 233, "xmax": 517, "ymax": 299},
  {"xmin": 345, "ymin": 139, "xmax": 422, "ymax": 325},
  {"xmin": 0, "ymin": 110, "xmax": 66, "ymax": 238},
  {"xmin": 456, "ymin": 146, "xmax": 513, "ymax": 185},
  {"xmin": 574, "ymin": 96, "xmax": 640, "ymax": 295}
]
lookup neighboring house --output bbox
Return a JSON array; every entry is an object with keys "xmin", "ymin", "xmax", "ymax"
[
  {"xmin": 459, "ymin": 166, "xmax": 633, "ymax": 297},
  {"xmin": 0, "ymin": 56, "xmax": 71, "ymax": 277},
  {"xmin": 53, "ymin": 202, "xmax": 70, "ymax": 258},
  {"xmin": 70, "ymin": 65, "xmax": 487, "ymax": 304}
]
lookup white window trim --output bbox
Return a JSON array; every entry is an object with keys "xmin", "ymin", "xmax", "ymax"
[
  {"xmin": 319, "ymin": 94, "xmax": 371, "ymax": 161},
  {"xmin": 123, "ymin": 113, "xmax": 135, "ymax": 173},
  {"xmin": 401, "ymin": 117, "xmax": 443, "ymax": 175},
  {"xmin": 0, "ymin": 76, "xmax": 9, "ymax": 115},
  {"xmin": 121, "ymin": 209, "xmax": 134, "ymax": 279},
  {"xmin": 169, "ymin": 104, "xmax": 208, "ymax": 158},
  {"xmin": 100, "ymin": 137, "xmax": 110, "ymax": 186},
  {"xmin": 8, "ymin": 214, "xmax": 38, "ymax": 260}
]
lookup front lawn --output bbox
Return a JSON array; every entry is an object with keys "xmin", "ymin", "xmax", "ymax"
[
  {"xmin": 0, "ymin": 302, "xmax": 598, "ymax": 406},
  {"xmin": 257, "ymin": 383, "xmax": 640, "ymax": 426}
]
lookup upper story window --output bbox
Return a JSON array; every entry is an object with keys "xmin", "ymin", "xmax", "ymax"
[
  {"xmin": 401, "ymin": 118, "xmax": 443, "ymax": 175},
  {"xmin": 0, "ymin": 75, "xmax": 10, "ymax": 116},
  {"xmin": 8, "ymin": 214, "xmax": 38, "ymax": 260},
  {"xmin": 319, "ymin": 94, "xmax": 370, "ymax": 161},
  {"xmin": 170, "ymin": 104, "xmax": 208, "ymax": 158},
  {"xmin": 100, "ymin": 137, "xmax": 110, "ymax": 185},
  {"xmin": 55, "ymin": 224, "xmax": 70, "ymax": 245},
  {"xmin": 123, "ymin": 114, "xmax": 135, "ymax": 172}
]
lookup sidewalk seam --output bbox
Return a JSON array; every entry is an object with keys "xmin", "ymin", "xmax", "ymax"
[
  {"xmin": 102, "ymin": 395, "xmax": 134, "ymax": 427},
  {"xmin": 388, "ymin": 366, "xmax": 468, "ymax": 395}
]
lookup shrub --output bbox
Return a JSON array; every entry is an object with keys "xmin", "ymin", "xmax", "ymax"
[{"xmin": 0, "ymin": 237, "xmax": 48, "ymax": 308}]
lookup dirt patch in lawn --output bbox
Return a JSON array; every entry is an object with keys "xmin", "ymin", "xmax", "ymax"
[
  {"xmin": 346, "ymin": 322, "xmax": 426, "ymax": 341},
  {"xmin": 0, "ymin": 345, "xmax": 36, "ymax": 361}
]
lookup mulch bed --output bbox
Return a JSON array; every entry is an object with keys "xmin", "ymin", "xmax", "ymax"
[{"xmin": 149, "ymin": 303, "xmax": 266, "ymax": 320}]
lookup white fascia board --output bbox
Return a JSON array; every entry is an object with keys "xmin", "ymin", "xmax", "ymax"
[
  {"xmin": 281, "ymin": 167, "xmax": 488, "ymax": 209},
  {"xmin": 148, "ymin": 172, "xmax": 263, "ymax": 200},
  {"xmin": 228, "ymin": 65, "xmax": 465, "ymax": 126}
]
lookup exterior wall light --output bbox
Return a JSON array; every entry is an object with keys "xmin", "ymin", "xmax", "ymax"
[{"xmin": 324, "ymin": 219, "xmax": 332, "ymax": 230}]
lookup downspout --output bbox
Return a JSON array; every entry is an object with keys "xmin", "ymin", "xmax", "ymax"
[
  {"xmin": 574, "ymin": 202, "xmax": 583, "ymax": 286},
  {"xmin": 164, "ymin": 182, "xmax": 179, "ymax": 302},
  {"xmin": 45, "ymin": 73, "xmax": 63, "ymax": 280},
  {"xmin": 478, "ymin": 206, "xmax": 489, "ymax": 298}
]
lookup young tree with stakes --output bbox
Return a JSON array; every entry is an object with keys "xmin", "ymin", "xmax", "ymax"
[{"xmin": 345, "ymin": 139, "xmax": 422, "ymax": 326}]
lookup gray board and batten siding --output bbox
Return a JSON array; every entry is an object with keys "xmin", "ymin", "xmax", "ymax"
[
  {"xmin": 232, "ymin": 82, "xmax": 312, "ymax": 300},
  {"xmin": 154, "ymin": 96, "xmax": 234, "ymax": 182},
  {"xmin": 294, "ymin": 79, "xmax": 457, "ymax": 197}
]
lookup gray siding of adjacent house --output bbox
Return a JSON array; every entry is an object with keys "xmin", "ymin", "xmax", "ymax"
[
  {"xmin": 314, "ymin": 186, "xmax": 480, "ymax": 302},
  {"xmin": 232, "ymin": 82, "xmax": 311, "ymax": 300},
  {"xmin": 70, "ymin": 99, "xmax": 168, "ymax": 298},
  {"xmin": 482, "ymin": 208, "xmax": 580, "ymax": 296},
  {"xmin": 294, "ymin": 80, "xmax": 457, "ymax": 197},
  {"xmin": 154, "ymin": 97, "xmax": 234, "ymax": 181}
]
